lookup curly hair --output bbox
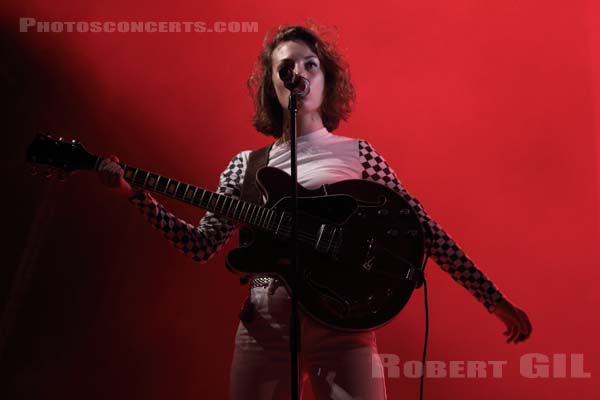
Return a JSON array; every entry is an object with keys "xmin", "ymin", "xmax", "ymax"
[{"xmin": 247, "ymin": 23, "xmax": 355, "ymax": 138}]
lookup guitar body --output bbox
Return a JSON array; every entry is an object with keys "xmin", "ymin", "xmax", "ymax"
[{"xmin": 226, "ymin": 167, "xmax": 425, "ymax": 331}]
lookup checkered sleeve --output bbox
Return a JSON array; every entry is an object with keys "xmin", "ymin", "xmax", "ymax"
[
  {"xmin": 358, "ymin": 140, "xmax": 504, "ymax": 313},
  {"xmin": 127, "ymin": 152, "xmax": 246, "ymax": 263}
]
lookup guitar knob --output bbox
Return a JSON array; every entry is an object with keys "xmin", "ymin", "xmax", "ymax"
[
  {"xmin": 386, "ymin": 229, "xmax": 399, "ymax": 237},
  {"xmin": 356, "ymin": 211, "xmax": 367, "ymax": 219},
  {"xmin": 377, "ymin": 209, "xmax": 389, "ymax": 216},
  {"xmin": 399, "ymin": 209, "xmax": 411, "ymax": 216},
  {"xmin": 405, "ymin": 230, "xmax": 418, "ymax": 238}
]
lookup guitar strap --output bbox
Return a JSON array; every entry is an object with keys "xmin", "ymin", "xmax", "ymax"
[
  {"xmin": 237, "ymin": 142, "xmax": 273, "ymax": 285},
  {"xmin": 239, "ymin": 143, "xmax": 273, "ymax": 205}
]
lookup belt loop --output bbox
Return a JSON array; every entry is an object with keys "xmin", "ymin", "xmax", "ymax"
[{"xmin": 267, "ymin": 278, "xmax": 281, "ymax": 295}]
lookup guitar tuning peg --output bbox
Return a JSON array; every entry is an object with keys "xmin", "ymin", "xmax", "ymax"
[{"xmin": 59, "ymin": 137, "xmax": 64, "ymax": 141}]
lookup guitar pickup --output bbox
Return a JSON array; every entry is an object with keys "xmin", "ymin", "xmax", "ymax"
[{"xmin": 274, "ymin": 212, "xmax": 293, "ymax": 239}]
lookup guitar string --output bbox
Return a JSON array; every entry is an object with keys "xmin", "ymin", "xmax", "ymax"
[{"xmin": 130, "ymin": 178, "xmax": 337, "ymax": 251}]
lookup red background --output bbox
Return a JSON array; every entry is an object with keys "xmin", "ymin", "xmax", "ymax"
[{"xmin": 1, "ymin": 0, "xmax": 599, "ymax": 399}]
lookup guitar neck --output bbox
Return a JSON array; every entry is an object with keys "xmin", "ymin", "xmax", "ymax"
[{"xmin": 93, "ymin": 157, "xmax": 282, "ymax": 231}]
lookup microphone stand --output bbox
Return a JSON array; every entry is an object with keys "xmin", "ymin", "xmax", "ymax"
[{"xmin": 287, "ymin": 90, "xmax": 302, "ymax": 400}]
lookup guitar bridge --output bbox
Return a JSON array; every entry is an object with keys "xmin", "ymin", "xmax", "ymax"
[{"xmin": 362, "ymin": 238, "xmax": 376, "ymax": 271}]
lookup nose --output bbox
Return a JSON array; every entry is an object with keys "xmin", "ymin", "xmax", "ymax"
[{"xmin": 293, "ymin": 62, "xmax": 307, "ymax": 77}]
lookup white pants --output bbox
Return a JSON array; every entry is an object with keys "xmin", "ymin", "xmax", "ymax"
[{"xmin": 229, "ymin": 281, "xmax": 387, "ymax": 400}]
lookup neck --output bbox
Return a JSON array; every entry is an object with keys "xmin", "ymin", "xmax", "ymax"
[{"xmin": 279, "ymin": 111, "xmax": 324, "ymax": 143}]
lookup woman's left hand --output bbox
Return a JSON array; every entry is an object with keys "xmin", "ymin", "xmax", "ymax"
[{"xmin": 493, "ymin": 298, "xmax": 532, "ymax": 344}]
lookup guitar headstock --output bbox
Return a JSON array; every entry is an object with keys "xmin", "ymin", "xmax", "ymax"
[{"xmin": 26, "ymin": 133, "xmax": 97, "ymax": 175}]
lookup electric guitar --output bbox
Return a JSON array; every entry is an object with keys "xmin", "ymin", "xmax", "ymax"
[{"xmin": 26, "ymin": 133, "xmax": 426, "ymax": 331}]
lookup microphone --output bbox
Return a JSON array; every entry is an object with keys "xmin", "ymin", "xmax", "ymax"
[{"xmin": 278, "ymin": 63, "xmax": 310, "ymax": 98}]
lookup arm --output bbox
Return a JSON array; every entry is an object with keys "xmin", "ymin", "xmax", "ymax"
[
  {"xmin": 358, "ymin": 140, "xmax": 532, "ymax": 343},
  {"xmin": 358, "ymin": 140, "xmax": 504, "ymax": 312},
  {"xmin": 127, "ymin": 152, "xmax": 246, "ymax": 263}
]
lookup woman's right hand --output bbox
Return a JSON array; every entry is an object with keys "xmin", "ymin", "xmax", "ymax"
[{"xmin": 98, "ymin": 155, "xmax": 134, "ymax": 198}]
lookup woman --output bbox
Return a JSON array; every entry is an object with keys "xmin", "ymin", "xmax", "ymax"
[{"xmin": 99, "ymin": 24, "xmax": 532, "ymax": 400}]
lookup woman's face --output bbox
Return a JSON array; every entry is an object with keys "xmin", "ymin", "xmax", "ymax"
[{"xmin": 271, "ymin": 40, "xmax": 325, "ymax": 114}]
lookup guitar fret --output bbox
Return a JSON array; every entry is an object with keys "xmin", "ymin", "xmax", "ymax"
[
  {"xmin": 198, "ymin": 190, "xmax": 209, "ymax": 208},
  {"xmin": 256, "ymin": 207, "xmax": 263, "ymax": 228},
  {"xmin": 206, "ymin": 195, "xmax": 213, "ymax": 209},
  {"xmin": 226, "ymin": 197, "xmax": 235, "ymax": 218},
  {"xmin": 135, "ymin": 169, "xmax": 149, "ymax": 186},
  {"xmin": 215, "ymin": 194, "xmax": 223, "ymax": 213},
  {"xmin": 222, "ymin": 196, "xmax": 230, "ymax": 215},
  {"xmin": 192, "ymin": 188, "xmax": 203, "ymax": 206},
  {"xmin": 142, "ymin": 171, "xmax": 150, "ymax": 186},
  {"xmin": 123, "ymin": 166, "xmax": 136, "ymax": 182},
  {"xmin": 136, "ymin": 170, "xmax": 144, "ymax": 186},
  {"xmin": 224, "ymin": 197, "xmax": 231, "ymax": 215},
  {"xmin": 220, "ymin": 196, "xmax": 228, "ymax": 215},
  {"xmin": 155, "ymin": 176, "xmax": 168, "ymax": 193},
  {"xmin": 267, "ymin": 210, "xmax": 275, "ymax": 231},
  {"xmin": 255, "ymin": 206, "xmax": 261, "ymax": 225},
  {"xmin": 245, "ymin": 203, "xmax": 252, "ymax": 223},
  {"xmin": 166, "ymin": 179, "xmax": 178, "ymax": 196},
  {"xmin": 241, "ymin": 202, "xmax": 248, "ymax": 221},
  {"xmin": 184, "ymin": 185, "xmax": 195, "ymax": 203},
  {"xmin": 259, "ymin": 208, "xmax": 266, "ymax": 228},
  {"xmin": 208, "ymin": 193, "xmax": 217, "ymax": 211},
  {"xmin": 205, "ymin": 192, "xmax": 212, "ymax": 210},
  {"xmin": 275, "ymin": 212, "xmax": 287, "ymax": 236},
  {"xmin": 132, "ymin": 168, "xmax": 141, "ymax": 185},
  {"xmin": 246, "ymin": 203, "xmax": 253, "ymax": 224},
  {"xmin": 175, "ymin": 182, "xmax": 188, "ymax": 200},
  {"xmin": 145, "ymin": 173, "xmax": 158, "ymax": 190},
  {"xmin": 245, "ymin": 204, "xmax": 251, "ymax": 224},
  {"xmin": 239, "ymin": 202, "xmax": 247, "ymax": 222},
  {"xmin": 231, "ymin": 199, "xmax": 238, "ymax": 218},
  {"xmin": 234, "ymin": 200, "xmax": 242, "ymax": 220}
]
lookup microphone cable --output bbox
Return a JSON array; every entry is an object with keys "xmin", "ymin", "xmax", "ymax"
[{"xmin": 418, "ymin": 223, "xmax": 434, "ymax": 400}]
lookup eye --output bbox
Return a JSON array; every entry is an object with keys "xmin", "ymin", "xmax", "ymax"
[{"xmin": 306, "ymin": 61, "xmax": 319, "ymax": 70}]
